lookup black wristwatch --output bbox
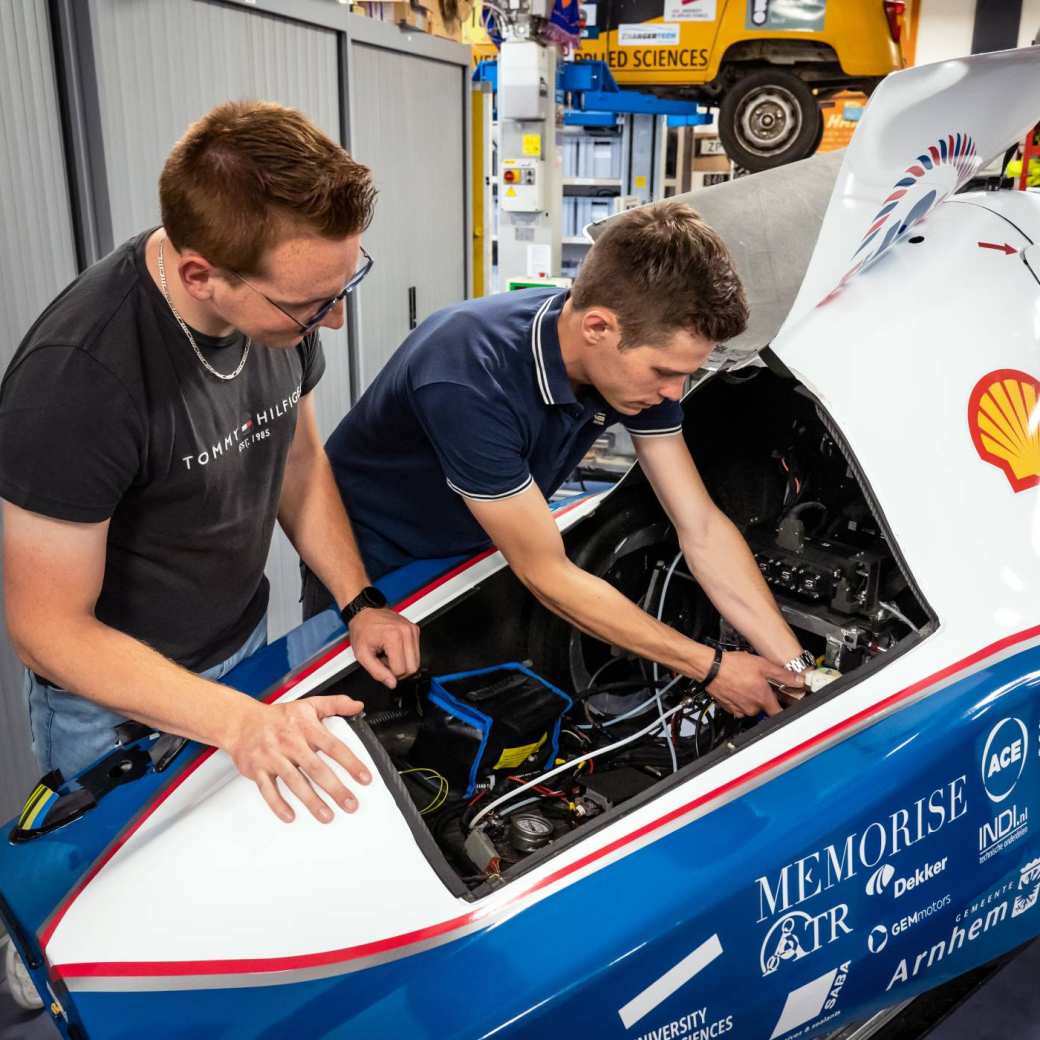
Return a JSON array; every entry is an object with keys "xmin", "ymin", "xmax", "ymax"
[{"xmin": 340, "ymin": 585, "xmax": 387, "ymax": 627}]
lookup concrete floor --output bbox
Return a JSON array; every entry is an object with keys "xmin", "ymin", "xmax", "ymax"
[{"xmin": 927, "ymin": 938, "xmax": 1040, "ymax": 1039}]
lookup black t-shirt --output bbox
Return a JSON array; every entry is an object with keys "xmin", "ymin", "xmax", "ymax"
[{"xmin": 0, "ymin": 230, "xmax": 325, "ymax": 670}]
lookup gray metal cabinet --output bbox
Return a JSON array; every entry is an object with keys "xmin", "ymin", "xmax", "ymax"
[
  {"xmin": 0, "ymin": 1, "xmax": 81, "ymax": 819},
  {"xmin": 350, "ymin": 42, "xmax": 468, "ymax": 390}
]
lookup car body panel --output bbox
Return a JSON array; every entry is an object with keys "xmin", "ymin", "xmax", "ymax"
[
  {"xmin": 778, "ymin": 46, "xmax": 1040, "ymax": 332},
  {"xmin": 19, "ymin": 627, "xmax": 1040, "ymax": 1040}
]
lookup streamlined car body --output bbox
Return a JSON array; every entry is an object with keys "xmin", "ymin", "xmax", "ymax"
[{"xmin": 3, "ymin": 46, "xmax": 1040, "ymax": 1040}]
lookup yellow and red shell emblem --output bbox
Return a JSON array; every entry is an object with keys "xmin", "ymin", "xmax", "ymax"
[{"xmin": 969, "ymin": 369, "xmax": 1040, "ymax": 492}]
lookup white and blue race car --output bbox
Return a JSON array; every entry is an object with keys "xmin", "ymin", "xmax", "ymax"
[{"xmin": 3, "ymin": 44, "xmax": 1040, "ymax": 1040}]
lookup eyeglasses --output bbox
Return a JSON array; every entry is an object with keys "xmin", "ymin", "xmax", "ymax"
[{"xmin": 232, "ymin": 246, "xmax": 373, "ymax": 332}]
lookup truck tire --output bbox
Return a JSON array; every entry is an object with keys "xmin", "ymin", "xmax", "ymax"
[{"xmin": 718, "ymin": 68, "xmax": 823, "ymax": 172}]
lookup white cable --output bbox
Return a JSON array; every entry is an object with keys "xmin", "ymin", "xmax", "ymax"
[
  {"xmin": 603, "ymin": 675, "xmax": 682, "ymax": 728},
  {"xmin": 497, "ymin": 796, "xmax": 542, "ymax": 816},
  {"xmin": 578, "ymin": 674, "xmax": 683, "ymax": 730},
  {"xmin": 654, "ymin": 551, "xmax": 684, "ymax": 773},
  {"xmin": 468, "ymin": 700, "xmax": 688, "ymax": 831},
  {"xmin": 880, "ymin": 600, "xmax": 920, "ymax": 634},
  {"xmin": 656, "ymin": 551, "xmax": 684, "ymax": 625}
]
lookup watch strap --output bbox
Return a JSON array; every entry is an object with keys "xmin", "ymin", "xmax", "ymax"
[
  {"xmin": 340, "ymin": 585, "xmax": 386, "ymax": 627},
  {"xmin": 702, "ymin": 646, "xmax": 724, "ymax": 689}
]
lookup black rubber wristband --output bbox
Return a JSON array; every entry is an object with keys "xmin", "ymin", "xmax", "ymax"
[{"xmin": 702, "ymin": 646, "xmax": 724, "ymax": 689}]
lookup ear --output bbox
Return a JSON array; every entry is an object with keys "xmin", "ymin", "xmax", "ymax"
[
  {"xmin": 579, "ymin": 306, "xmax": 621, "ymax": 347},
  {"xmin": 178, "ymin": 253, "xmax": 221, "ymax": 303}
]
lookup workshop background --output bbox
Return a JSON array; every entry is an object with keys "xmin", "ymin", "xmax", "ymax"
[{"xmin": 0, "ymin": 0, "xmax": 1037, "ymax": 823}]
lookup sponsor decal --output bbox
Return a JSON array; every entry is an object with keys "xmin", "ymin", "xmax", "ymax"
[
  {"xmin": 891, "ymin": 894, "xmax": 952, "ymax": 937},
  {"xmin": 756, "ymin": 776, "xmax": 967, "ymax": 922},
  {"xmin": 770, "ymin": 961, "xmax": 850, "ymax": 1039},
  {"xmin": 865, "ymin": 864, "xmax": 895, "ymax": 896},
  {"xmin": 867, "ymin": 925, "xmax": 888, "ymax": 954},
  {"xmin": 618, "ymin": 934, "xmax": 723, "ymax": 1031},
  {"xmin": 818, "ymin": 133, "xmax": 980, "ymax": 308},
  {"xmin": 746, "ymin": 0, "xmax": 824, "ymax": 32},
  {"xmin": 619, "ymin": 23, "xmax": 680, "ymax": 44},
  {"xmin": 587, "ymin": 47, "xmax": 710, "ymax": 69},
  {"xmin": 580, "ymin": 2, "xmax": 597, "ymax": 37},
  {"xmin": 663, "ymin": 0, "xmax": 715, "ymax": 21},
  {"xmin": 955, "ymin": 880, "xmax": 1015, "ymax": 924},
  {"xmin": 866, "ymin": 858, "xmax": 948, "ymax": 899},
  {"xmin": 631, "ymin": 1008, "xmax": 733, "ymax": 1040},
  {"xmin": 978, "ymin": 803, "xmax": 1029, "ymax": 864},
  {"xmin": 180, "ymin": 386, "xmax": 302, "ymax": 471},
  {"xmin": 980, "ymin": 717, "xmax": 1029, "ymax": 802},
  {"xmin": 968, "ymin": 372, "xmax": 1040, "ymax": 493},
  {"xmin": 1013, "ymin": 857, "xmax": 1040, "ymax": 918},
  {"xmin": 760, "ymin": 905, "xmax": 852, "ymax": 976},
  {"xmin": 888, "ymin": 860, "xmax": 1040, "ymax": 992}
]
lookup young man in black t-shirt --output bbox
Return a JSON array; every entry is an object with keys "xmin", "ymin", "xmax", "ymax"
[{"xmin": 0, "ymin": 101, "xmax": 419, "ymax": 827}]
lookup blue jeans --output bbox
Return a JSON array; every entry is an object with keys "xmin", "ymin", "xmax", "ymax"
[{"xmin": 25, "ymin": 614, "xmax": 268, "ymax": 781}]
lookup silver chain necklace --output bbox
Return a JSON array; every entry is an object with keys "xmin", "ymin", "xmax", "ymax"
[{"xmin": 157, "ymin": 235, "xmax": 250, "ymax": 381}]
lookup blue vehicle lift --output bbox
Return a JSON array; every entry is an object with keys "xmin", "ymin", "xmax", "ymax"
[{"xmin": 472, "ymin": 58, "xmax": 711, "ymax": 128}]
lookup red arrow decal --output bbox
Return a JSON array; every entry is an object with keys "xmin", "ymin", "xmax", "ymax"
[{"xmin": 978, "ymin": 241, "xmax": 1018, "ymax": 255}]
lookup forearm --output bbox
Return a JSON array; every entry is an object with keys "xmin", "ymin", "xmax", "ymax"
[
  {"xmin": 682, "ymin": 510, "xmax": 802, "ymax": 663},
  {"xmin": 14, "ymin": 615, "xmax": 261, "ymax": 748},
  {"xmin": 521, "ymin": 557, "xmax": 716, "ymax": 680},
  {"xmin": 278, "ymin": 453, "xmax": 368, "ymax": 610}
]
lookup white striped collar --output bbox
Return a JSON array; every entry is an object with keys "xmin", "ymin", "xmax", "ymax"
[{"xmin": 529, "ymin": 292, "xmax": 575, "ymax": 407}]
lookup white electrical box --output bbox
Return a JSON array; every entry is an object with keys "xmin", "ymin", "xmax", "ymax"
[
  {"xmin": 500, "ymin": 158, "xmax": 545, "ymax": 212},
  {"xmin": 499, "ymin": 41, "xmax": 550, "ymax": 120}
]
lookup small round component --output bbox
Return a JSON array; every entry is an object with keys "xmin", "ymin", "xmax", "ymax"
[{"xmin": 509, "ymin": 811, "xmax": 554, "ymax": 853}]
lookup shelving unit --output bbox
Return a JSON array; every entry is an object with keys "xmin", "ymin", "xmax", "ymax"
[
  {"xmin": 487, "ymin": 111, "xmax": 733, "ymax": 283},
  {"xmin": 563, "ymin": 177, "xmax": 622, "ymax": 188}
]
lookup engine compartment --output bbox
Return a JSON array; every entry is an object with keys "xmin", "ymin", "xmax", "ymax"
[{"xmin": 330, "ymin": 368, "xmax": 931, "ymax": 892}]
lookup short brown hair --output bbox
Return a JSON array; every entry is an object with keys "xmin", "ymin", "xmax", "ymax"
[
  {"xmin": 160, "ymin": 100, "xmax": 376, "ymax": 275},
  {"xmin": 572, "ymin": 200, "xmax": 748, "ymax": 347}
]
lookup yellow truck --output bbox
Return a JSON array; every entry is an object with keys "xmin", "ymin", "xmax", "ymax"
[{"xmin": 476, "ymin": 0, "xmax": 904, "ymax": 170}]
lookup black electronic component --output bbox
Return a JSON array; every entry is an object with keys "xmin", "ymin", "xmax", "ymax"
[
  {"xmin": 747, "ymin": 531, "xmax": 884, "ymax": 616},
  {"xmin": 409, "ymin": 664, "xmax": 571, "ymax": 796},
  {"xmin": 580, "ymin": 767, "xmax": 658, "ymax": 811}
]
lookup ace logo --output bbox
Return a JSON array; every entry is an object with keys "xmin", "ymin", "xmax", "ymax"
[{"xmin": 981, "ymin": 717, "xmax": 1029, "ymax": 804}]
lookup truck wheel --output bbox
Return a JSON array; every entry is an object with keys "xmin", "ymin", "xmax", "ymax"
[{"xmin": 719, "ymin": 69, "xmax": 823, "ymax": 172}]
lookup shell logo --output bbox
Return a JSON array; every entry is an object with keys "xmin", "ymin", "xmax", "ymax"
[{"xmin": 969, "ymin": 369, "xmax": 1040, "ymax": 492}]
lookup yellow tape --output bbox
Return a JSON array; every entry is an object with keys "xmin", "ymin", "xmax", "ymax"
[
  {"xmin": 22, "ymin": 788, "xmax": 56, "ymax": 831},
  {"xmin": 18, "ymin": 784, "xmax": 47, "ymax": 828}
]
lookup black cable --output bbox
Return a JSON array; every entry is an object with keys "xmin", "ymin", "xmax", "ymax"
[{"xmin": 576, "ymin": 677, "xmax": 672, "ymax": 702}]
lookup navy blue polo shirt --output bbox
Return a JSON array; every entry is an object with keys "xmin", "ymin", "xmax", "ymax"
[{"xmin": 325, "ymin": 288, "xmax": 684, "ymax": 578}]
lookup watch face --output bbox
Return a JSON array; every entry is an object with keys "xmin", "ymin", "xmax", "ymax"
[{"xmin": 363, "ymin": 586, "xmax": 387, "ymax": 610}]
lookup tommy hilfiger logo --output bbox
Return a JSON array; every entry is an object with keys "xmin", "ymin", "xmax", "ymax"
[{"xmin": 180, "ymin": 384, "xmax": 302, "ymax": 470}]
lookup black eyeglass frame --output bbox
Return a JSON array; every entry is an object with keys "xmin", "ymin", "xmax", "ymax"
[{"xmin": 232, "ymin": 246, "xmax": 373, "ymax": 332}]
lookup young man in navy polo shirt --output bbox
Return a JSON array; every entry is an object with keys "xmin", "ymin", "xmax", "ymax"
[{"xmin": 308, "ymin": 201, "xmax": 810, "ymax": 717}]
